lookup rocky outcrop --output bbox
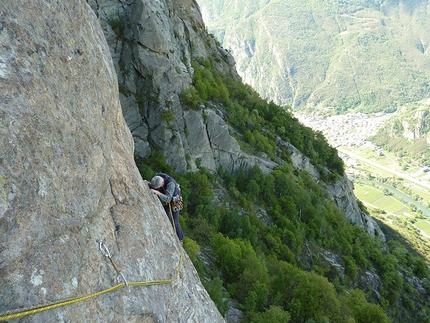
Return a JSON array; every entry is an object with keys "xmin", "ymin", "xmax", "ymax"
[
  {"xmin": 182, "ymin": 108, "xmax": 278, "ymax": 173},
  {"xmin": 280, "ymin": 140, "xmax": 384, "ymax": 239},
  {"xmin": 401, "ymin": 106, "xmax": 430, "ymax": 140},
  {"xmin": 327, "ymin": 176, "xmax": 385, "ymax": 240},
  {"xmin": 88, "ymin": 0, "xmax": 247, "ymax": 173},
  {"xmin": 0, "ymin": 1, "xmax": 224, "ymax": 322}
]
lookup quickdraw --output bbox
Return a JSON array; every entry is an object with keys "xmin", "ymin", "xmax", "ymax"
[{"xmin": 96, "ymin": 238, "xmax": 129, "ymax": 288}]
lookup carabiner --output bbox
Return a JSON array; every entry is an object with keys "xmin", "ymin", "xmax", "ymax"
[{"xmin": 96, "ymin": 238, "xmax": 111, "ymax": 258}]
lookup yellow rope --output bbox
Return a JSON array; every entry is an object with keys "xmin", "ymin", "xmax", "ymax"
[
  {"xmin": 0, "ymin": 208, "xmax": 184, "ymax": 322},
  {"xmin": 0, "ymin": 284, "xmax": 125, "ymax": 321}
]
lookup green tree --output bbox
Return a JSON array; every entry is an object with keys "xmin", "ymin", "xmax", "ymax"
[
  {"xmin": 212, "ymin": 234, "xmax": 250, "ymax": 283},
  {"xmin": 243, "ymin": 281, "xmax": 269, "ymax": 312},
  {"xmin": 187, "ymin": 171, "xmax": 214, "ymax": 205},
  {"xmin": 203, "ymin": 278, "xmax": 231, "ymax": 316},
  {"xmin": 183, "ymin": 237, "xmax": 200, "ymax": 262},
  {"xmin": 195, "ymin": 196, "xmax": 221, "ymax": 230},
  {"xmin": 180, "ymin": 87, "xmax": 201, "ymax": 110},
  {"xmin": 194, "ymin": 78, "xmax": 208, "ymax": 101},
  {"xmin": 248, "ymin": 305, "xmax": 291, "ymax": 323},
  {"xmin": 343, "ymin": 289, "xmax": 392, "ymax": 323},
  {"xmin": 344, "ymin": 256, "xmax": 358, "ymax": 279},
  {"xmin": 246, "ymin": 179, "xmax": 260, "ymax": 200},
  {"xmin": 413, "ymin": 258, "xmax": 429, "ymax": 279},
  {"xmin": 238, "ymin": 254, "xmax": 270, "ymax": 302},
  {"xmin": 289, "ymin": 271, "xmax": 344, "ymax": 323},
  {"xmin": 220, "ymin": 207, "xmax": 244, "ymax": 239}
]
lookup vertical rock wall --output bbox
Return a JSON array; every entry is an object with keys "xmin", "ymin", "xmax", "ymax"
[
  {"xmin": 89, "ymin": 0, "xmax": 245, "ymax": 173},
  {"xmin": 0, "ymin": 1, "xmax": 224, "ymax": 322}
]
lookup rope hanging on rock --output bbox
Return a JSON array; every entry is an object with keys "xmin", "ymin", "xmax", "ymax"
[{"xmin": 0, "ymin": 232, "xmax": 183, "ymax": 322}]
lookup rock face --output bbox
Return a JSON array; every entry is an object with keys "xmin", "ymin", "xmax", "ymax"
[
  {"xmin": 88, "ymin": 0, "xmax": 256, "ymax": 174},
  {"xmin": 281, "ymin": 140, "xmax": 384, "ymax": 239},
  {"xmin": 401, "ymin": 106, "xmax": 430, "ymax": 140},
  {"xmin": 0, "ymin": 1, "xmax": 224, "ymax": 322},
  {"xmin": 327, "ymin": 176, "xmax": 385, "ymax": 240}
]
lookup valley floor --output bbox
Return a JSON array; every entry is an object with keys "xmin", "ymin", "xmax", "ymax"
[
  {"xmin": 297, "ymin": 112, "xmax": 430, "ymax": 259},
  {"xmin": 296, "ymin": 112, "xmax": 430, "ymax": 191}
]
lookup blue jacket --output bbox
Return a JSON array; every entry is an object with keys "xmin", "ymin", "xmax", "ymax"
[{"xmin": 156, "ymin": 173, "xmax": 180, "ymax": 203}]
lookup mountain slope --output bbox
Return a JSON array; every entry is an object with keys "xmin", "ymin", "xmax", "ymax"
[
  {"xmin": 83, "ymin": 0, "xmax": 430, "ymax": 322},
  {"xmin": 370, "ymin": 99, "xmax": 430, "ymax": 166},
  {"xmin": 198, "ymin": 0, "xmax": 430, "ymax": 114},
  {"xmin": 88, "ymin": 0, "xmax": 374, "ymax": 235},
  {"xmin": 1, "ymin": 0, "xmax": 429, "ymax": 322}
]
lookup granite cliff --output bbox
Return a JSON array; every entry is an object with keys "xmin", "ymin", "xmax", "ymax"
[
  {"xmin": 0, "ymin": 1, "xmax": 224, "ymax": 322},
  {"xmin": 88, "ymin": 0, "xmax": 278, "ymax": 174}
]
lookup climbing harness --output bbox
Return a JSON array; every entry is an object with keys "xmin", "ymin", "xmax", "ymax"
[
  {"xmin": 96, "ymin": 238, "xmax": 128, "ymax": 287},
  {"xmin": 0, "ymin": 225, "xmax": 183, "ymax": 321}
]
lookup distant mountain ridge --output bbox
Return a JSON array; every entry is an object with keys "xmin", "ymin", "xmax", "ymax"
[{"xmin": 198, "ymin": 0, "xmax": 430, "ymax": 114}]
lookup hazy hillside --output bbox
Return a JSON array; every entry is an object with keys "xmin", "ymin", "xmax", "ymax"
[
  {"xmin": 198, "ymin": 0, "xmax": 430, "ymax": 114},
  {"xmin": 369, "ymin": 99, "xmax": 430, "ymax": 166}
]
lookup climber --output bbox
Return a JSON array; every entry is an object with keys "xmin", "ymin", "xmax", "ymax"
[{"xmin": 147, "ymin": 173, "xmax": 184, "ymax": 242}]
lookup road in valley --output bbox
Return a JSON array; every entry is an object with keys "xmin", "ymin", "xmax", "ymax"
[
  {"xmin": 297, "ymin": 112, "xmax": 430, "ymax": 194},
  {"xmin": 337, "ymin": 147, "xmax": 430, "ymax": 192}
]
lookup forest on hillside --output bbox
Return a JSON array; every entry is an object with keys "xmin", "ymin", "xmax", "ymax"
[{"xmin": 136, "ymin": 58, "xmax": 430, "ymax": 323}]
